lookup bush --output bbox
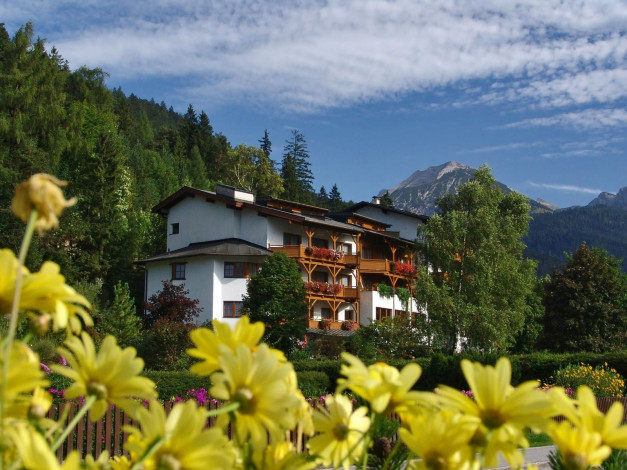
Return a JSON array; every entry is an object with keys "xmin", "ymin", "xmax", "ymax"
[
  {"xmin": 137, "ymin": 319, "xmax": 195, "ymax": 370},
  {"xmin": 143, "ymin": 371, "xmax": 210, "ymax": 401},
  {"xmin": 550, "ymin": 362, "xmax": 625, "ymax": 397},
  {"xmin": 296, "ymin": 371, "xmax": 330, "ymax": 398}
]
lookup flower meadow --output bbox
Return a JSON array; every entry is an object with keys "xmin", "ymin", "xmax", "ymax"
[{"xmin": 1, "ymin": 174, "xmax": 627, "ymax": 470}]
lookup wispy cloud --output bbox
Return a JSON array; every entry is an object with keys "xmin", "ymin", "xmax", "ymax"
[
  {"xmin": 461, "ymin": 141, "xmax": 542, "ymax": 154},
  {"xmin": 3, "ymin": 0, "xmax": 626, "ymax": 113},
  {"xmin": 528, "ymin": 182, "xmax": 604, "ymax": 194},
  {"xmin": 496, "ymin": 108, "xmax": 627, "ymax": 130}
]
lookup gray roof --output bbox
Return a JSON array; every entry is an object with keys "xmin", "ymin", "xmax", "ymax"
[{"xmin": 137, "ymin": 238, "xmax": 272, "ymax": 264}]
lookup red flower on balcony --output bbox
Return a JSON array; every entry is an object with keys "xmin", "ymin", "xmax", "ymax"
[
  {"xmin": 306, "ymin": 246, "xmax": 344, "ymax": 261},
  {"xmin": 304, "ymin": 281, "xmax": 343, "ymax": 295},
  {"xmin": 393, "ymin": 262, "xmax": 417, "ymax": 277}
]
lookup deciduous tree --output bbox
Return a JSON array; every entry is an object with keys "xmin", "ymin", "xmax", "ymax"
[
  {"xmin": 243, "ymin": 253, "xmax": 308, "ymax": 355},
  {"xmin": 414, "ymin": 166, "xmax": 538, "ymax": 352},
  {"xmin": 142, "ymin": 280, "xmax": 202, "ymax": 328}
]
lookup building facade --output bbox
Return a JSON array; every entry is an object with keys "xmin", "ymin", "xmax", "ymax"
[{"xmin": 139, "ymin": 184, "xmax": 427, "ymax": 331}]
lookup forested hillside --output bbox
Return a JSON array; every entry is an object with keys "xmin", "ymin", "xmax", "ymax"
[
  {"xmin": 524, "ymin": 205, "xmax": 627, "ymax": 275},
  {"xmin": 0, "ymin": 23, "xmax": 349, "ymax": 309}
]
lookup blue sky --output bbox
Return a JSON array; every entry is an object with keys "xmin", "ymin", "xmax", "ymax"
[{"xmin": 3, "ymin": 0, "xmax": 626, "ymax": 209}]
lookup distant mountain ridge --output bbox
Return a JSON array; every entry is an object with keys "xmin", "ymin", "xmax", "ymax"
[
  {"xmin": 381, "ymin": 161, "xmax": 626, "ymax": 274},
  {"xmin": 381, "ymin": 161, "xmax": 554, "ymax": 216}
]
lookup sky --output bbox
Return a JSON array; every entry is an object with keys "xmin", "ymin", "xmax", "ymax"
[{"xmin": 3, "ymin": 0, "xmax": 627, "ymax": 209}]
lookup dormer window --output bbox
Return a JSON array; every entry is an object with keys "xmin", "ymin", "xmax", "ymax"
[{"xmin": 171, "ymin": 223, "xmax": 180, "ymax": 235}]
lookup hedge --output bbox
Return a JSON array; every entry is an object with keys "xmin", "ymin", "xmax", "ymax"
[{"xmin": 143, "ymin": 371, "xmax": 210, "ymax": 400}]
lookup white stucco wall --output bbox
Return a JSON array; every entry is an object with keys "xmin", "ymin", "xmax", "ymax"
[
  {"xmin": 359, "ymin": 290, "xmax": 419, "ymax": 325},
  {"xmin": 166, "ymin": 197, "xmax": 270, "ymax": 251}
]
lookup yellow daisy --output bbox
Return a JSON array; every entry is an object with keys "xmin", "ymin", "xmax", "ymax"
[
  {"xmin": 125, "ymin": 400, "xmax": 235, "ymax": 470},
  {"xmin": 51, "ymin": 333, "xmax": 156, "ymax": 420},
  {"xmin": 548, "ymin": 420, "xmax": 611, "ymax": 470},
  {"xmin": 399, "ymin": 408, "xmax": 478, "ymax": 470},
  {"xmin": 337, "ymin": 353, "xmax": 426, "ymax": 416},
  {"xmin": 211, "ymin": 343, "xmax": 302, "ymax": 450},
  {"xmin": 1, "ymin": 340, "xmax": 49, "ymax": 400},
  {"xmin": 188, "ymin": 316, "xmax": 265, "ymax": 376},
  {"xmin": 250, "ymin": 442, "xmax": 317, "ymax": 470},
  {"xmin": 8, "ymin": 425, "xmax": 81, "ymax": 470},
  {"xmin": 0, "ymin": 249, "xmax": 92, "ymax": 333},
  {"xmin": 11, "ymin": 173, "xmax": 77, "ymax": 234},
  {"xmin": 437, "ymin": 357, "xmax": 554, "ymax": 468},
  {"xmin": 307, "ymin": 394, "xmax": 371, "ymax": 470}
]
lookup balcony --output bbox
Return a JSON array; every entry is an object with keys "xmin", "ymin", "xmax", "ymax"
[
  {"xmin": 270, "ymin": 244, "xmax": 358, "ymax": 266},
  {"xmin": 360, "ymin": 259, "xmax": 417, "ymax": 278},
  {"xmin": 304, "ymin": 282, "xmax": 358, "ymax": 300}
]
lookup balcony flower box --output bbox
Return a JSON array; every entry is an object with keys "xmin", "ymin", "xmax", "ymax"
[
  {"xmin": 305, "ymin": 246, "xmax": 344, "ymax": 261},
  {"xmin": 319, "ymin": 318, "xmax": 332, "ymax": 330},
  {"xmin": 341, "ymin": 320, "xmax": 357, "ymax": 331},
  {"xmin": 304, "ymin": 281, "xmax": 343, "ymax": 295},
  {"xmin": 392, "ymin": 262, "xmax": 417, "ymax": 277}
]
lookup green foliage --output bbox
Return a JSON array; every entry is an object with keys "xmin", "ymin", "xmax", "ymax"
[
  {"xmin": 541, "ymin": 242, "xmax": 627, "ymax": 353},
  {"xmin": 352, "ymin": 317, "xmax": 431, "ymax": 360},
  {"xmin": 291, "ymin": 359, "xmax": 344, "ymax": 390},
  {"xmin": 142, "ymin": 370, "xmax": 209, "ymax": 401},
  {"xmin": 296, "ymin": 371, "xmax": 330, "ymax": 398},
  {"xmin": 220, "ymin": 143, "xmax": 283, "ymax": 197},
  {"xmin": 280, "ymin": 129, "xmax": 314, "ymax": 203},
  {"xmin": 97, "ymin": 281, "xmax": 142, "ymax": 348},
  {"xmin": 414, "ymin": 165, "xmax": 539, "ymax": 353},
  {"xmin": 137, "ymin": 319, "xmax": 195, "ymax": 371},
  {"xmin": 379, "ymin": 191, "xmax": 394, "ymax": 208},
  {"xmin": 243, "ymin": 253, "xmax": 308, "ymax": 355},
  {"xmin": 550, "ymin": 363, "xmax": 625, "ymax": 398},
  {"xmin": 525, "ymin": 205, "xmax": 627, "ymax": 275}
]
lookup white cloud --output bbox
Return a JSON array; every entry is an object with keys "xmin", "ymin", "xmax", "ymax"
[
  {"xmin": 528, "ymin": 182, "xmax": 604, "ymax": 194},
  {"xmin": 4, "ymin": 0, "xmax": 627, "ymax": 113},
  {"xmin": 497, "ymin": 108, "xmax": 627, "ymax": 130}
]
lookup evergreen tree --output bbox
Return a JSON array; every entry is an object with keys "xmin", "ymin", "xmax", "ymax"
[
  {"xmin": 243, "ymin": 253, "xmax": 308, "ymax": 355},
  {"xmin": 317, "ymin": 186, "xmax": 329, "ymax": 207},
  {"xmin": 414, "ymin": 166, "xmax": 538, "ymax": 352},
  {"xmin": 99, "ymin": 281, "xmax": 142, "ymax": 348},
  {"xmin": 280, "ymin": 129, "xmax": 314, "ymax": 203},
  {"xmin": 380, "ymin": 191, "xmax": 394, "ymax": 208},
  {"xmin": 328, "ymin": 184, "xmax": 343, "ymax": 211},
  {"xmin": 541, "ymin": 243, "xmax": 627, "ymax": 352},
  {"xmin": 258, "ymin": 129, "xmax": 272, "ymax": 157}
]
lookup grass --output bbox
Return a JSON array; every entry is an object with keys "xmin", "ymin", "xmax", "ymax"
[{"xmin": 528, "ymin": 431, "xmax": 553, "ymax": 447}]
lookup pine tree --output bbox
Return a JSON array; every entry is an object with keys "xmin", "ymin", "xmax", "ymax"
[
  {"xmin": 329, "ymin": 184, "xmax": 343, "ymax": 211},
  {"xmin": 99, "ymin": 281, "xmax": 142, "ymax": 347},
  {"xmin": 258, "ymin": 129, "xmax": 272, "ymax": 157},
  {"xmin": 318, "ymin": 186, "xmax": 329, "ymax": 207},
  {"xmin": 380, "ymin": 191, "xmax": 394, "ymax": 207},
  {"xmin": 280, "ymin": 129, "xmax": 314, "ymax": 203}
]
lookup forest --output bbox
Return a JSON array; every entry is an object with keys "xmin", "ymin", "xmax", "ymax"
[{"xmin": 0, "ymin": 23, "xmax": 350, "ymax": 311}]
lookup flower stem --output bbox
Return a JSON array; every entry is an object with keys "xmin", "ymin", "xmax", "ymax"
[
  {"xmin": 0, "ymin": 210, "xmax": 37, "ymax": 468},
  {"xmin": 51, "ymin": 395, "xmax": 97, "ymax": 452},
  {"xmin": 206, "ymin": 401, "xmax": 240, "ymax": 418}
]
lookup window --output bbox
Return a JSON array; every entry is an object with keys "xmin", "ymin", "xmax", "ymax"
[
  {"xmin": 362, "ymin": 247, "xmax": 373, "ymax": 259},
  {"xmin": 171, "ymin": 223, "xmax": 179, "ymax": 234},
  {"xmin": 376, "ymin": 307, "xmax": 391, "ymax": 320},
  {"xmin": 341, "ymin": 244, "xmax": 353, "ymax": 255},
  {"xmin": 311, "ymin": 237, "xmax": 328, "ymax": 248},
  {"xmin": 344, "ymin": 310, "xmax": 355, "ymax": 321},
  {"xmin": 172, "ymin": 263, "xmax": 186, "ymax": 280},
  {"xmin": 311, "ymin": 271, "xmax": 328, "ymax": 282},
  {"xmin": 223, "ymin": 301, "xmax": 244, "ymax": 318},
  {"xmin": 224, "ymin": 262, "xmax": 259, "ymax": 278},
  {"xmin": 321, "ymin": 308, "xmax": 333, "ymax": 320},
  {"xmin": 283, "ymin": 233, "xmax": 302, "ymax": 246},
  {"xmin": 341, "ymin": 275, "xmax": 352, "ymax": 287}
]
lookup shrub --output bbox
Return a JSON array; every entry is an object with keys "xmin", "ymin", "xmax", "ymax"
[
  {"xmin": 297, "ymin": 371, "xmax": 330, "ymax": 398},
  {"xmin": 137, "ymin": 319, "xmax": 195, "ymax": 370},
  {"xmin": 143, "ymin": 371, "xmax": 210, "ymax": 401},
  {"xmin": 550, "ymin": 362, "xmax": 625, "ymax": 397}
]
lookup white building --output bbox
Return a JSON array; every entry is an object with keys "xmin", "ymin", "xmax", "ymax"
[{"xmin": 139, "ymin": 184, "xmax": 427, "ymax": 332}]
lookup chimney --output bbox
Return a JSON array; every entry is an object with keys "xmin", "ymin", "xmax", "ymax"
[{"xmin": 371, "ymin": 196, "xmax": 381, "ymax": 205}]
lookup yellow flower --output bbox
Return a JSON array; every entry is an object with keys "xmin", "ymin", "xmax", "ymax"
[
  {"xmin": 548, "ymin": 421, "xmax": 611, "ymax": 470},
  {"xmin": 0, "ymin": 249, "xmax": 92, "ymax": 333},
  {"xmin": 125, "ymin": 400, "xmax": 235, "ymax": 470},
  {"xmin": 110, "ymin": 455, "xmax": 132, "ymax": 470},
  {"xmin": 211, "ymin": 343, "xmax": 302, "ymax": 450},
  {"xmin": 400, "ymin": 408, "xmax": 478, "ymax": 470},
  {"xmin": 8, "ymin": 425, "xmax": 81, "ymax": 470},
  {"xmin": 51, "ymin": 333, "xmax": 156, "ymax": 420},
  {"xmin": 307, "ymin": 394, "xmax": 371, "ymax": 470},
  {"xmin": 550, "ymin": 385, "xmax": 627, "ymax": 449},
  {"xmin": 337, "ymin": 352, "xmax": 426, "ymax": 416},
  {"xmin": 250, "ymin": 442, "xmax": 317, "ymax": 470},
  {"xmin": 188, "ymin": 316, "xmax": 265, "ymax": 376},
  {"xmin": 11, "ymin": 173, "xmax": 76, "ymax": 234},
  {"xmin": 437, "ymin": 358, "xmax": 554, "ymax": 468},
  {"xmin": 21, "ymin": 260, "xmax": 92, "ymax": 333}
]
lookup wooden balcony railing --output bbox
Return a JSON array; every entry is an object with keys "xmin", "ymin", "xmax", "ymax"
[
  {"xmin": 359, "ymin": 258, "xmax": 392, "ymax": 273},
  {"xmin": 269, "ymin": 245, "xmax": 358, "ymax": 266}
]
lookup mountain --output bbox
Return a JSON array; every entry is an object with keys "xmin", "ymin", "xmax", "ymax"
[
  {"xmin": 588, "ymin": 186, "xmax": 627, "ymax": 210},
  {"xmin": 381, "ymin": 161, "xmax": 554, "ymax": 216},
  {"xmin": 381, "ymin": 161, "xmax": 626, "ymax": 274}
]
